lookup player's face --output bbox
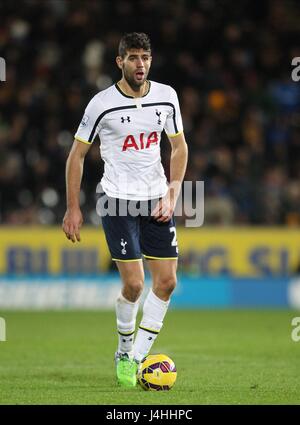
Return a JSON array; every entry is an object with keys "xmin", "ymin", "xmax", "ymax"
[{"xmin": 118, "ymin": 49, "xmax": 152, "ymax": 88}]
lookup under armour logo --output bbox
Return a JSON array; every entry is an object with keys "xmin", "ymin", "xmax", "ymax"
[
  {"xmin": 120, "ymin": 238, "xmax": 127, "ymax": 255},
  {"xmin": 121, "ymin": 116, "xmax": 131, "ymax": 123},
  {"xmin": 155, "ymin": 110, "xmax": 161, "ymax": 125}
]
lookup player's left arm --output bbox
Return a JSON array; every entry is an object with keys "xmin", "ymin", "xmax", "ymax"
[{"xmin": 152, "ymin": 132, "xmax": 188, "ymax": 222}]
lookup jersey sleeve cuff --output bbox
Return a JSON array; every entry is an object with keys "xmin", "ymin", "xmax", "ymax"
[
  {"xmin": 74, "ymin": 135, "xmax": 92, "ymax": 145},
  {"xmin": 166, "ymin": 130, "xmax": 183, "ymax": 138}
]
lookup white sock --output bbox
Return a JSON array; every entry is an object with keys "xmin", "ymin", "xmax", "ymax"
[
  {"xmin": 115, "ymin": 292, "xmax": 140, "ymax": 356},
  {"xmin": 133, "ymin": 289, "xmax": 170, "ymax": 362}
]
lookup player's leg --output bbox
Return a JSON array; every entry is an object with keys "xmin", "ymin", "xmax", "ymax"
[
  {"xmin": 114, "ymin": 260, "xmax": 144, "ymax": 387},
  {"xmin": 115, "ymin": 260, "xmax": 144, "ymax": 357},
  {"xmin": 133, "ymin": 259, "xmax": 177, "ymax": 363},
  {"xmin": 133, "ymin": 205, "xmax": 178, "ymax": 363},
  {"xmin": 99, "ymin": 194, "xmax": 143, "ymax": 386},
  {"xmin": 148, "ymin": 258, "xmax": 177, "ymax": 301}
]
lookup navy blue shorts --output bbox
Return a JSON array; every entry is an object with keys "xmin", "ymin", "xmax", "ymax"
[{"xmin": 98, "ymin": 193, "xmax": 178, "ymax": 261}]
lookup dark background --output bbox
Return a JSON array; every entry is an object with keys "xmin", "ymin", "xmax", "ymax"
[{"xmin": 0, "ymin": 0, "xmax": 300, "ymax": 226}]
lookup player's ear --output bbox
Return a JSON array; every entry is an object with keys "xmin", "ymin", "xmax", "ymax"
[{"xmin": 116, "ymin": 56, "xmax": 123, "ymax": 70}]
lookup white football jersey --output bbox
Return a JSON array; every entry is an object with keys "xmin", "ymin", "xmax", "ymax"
[{"xmin": 74, "ymin": 80, "xmax": 184, "ymax": 200}]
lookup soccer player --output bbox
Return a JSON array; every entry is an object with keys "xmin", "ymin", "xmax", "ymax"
[{"xmin": 62, "ymin": 32, "xmax": 188, "ymax": 387}]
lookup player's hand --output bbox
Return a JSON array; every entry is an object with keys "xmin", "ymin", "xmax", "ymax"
[
  {"xmin": 62, "ymin": 208, "xmax": 83, "ymax": 243},
  {"xmin": 151, "ymin": 191, "xmax": 176, "ymax": 223}
]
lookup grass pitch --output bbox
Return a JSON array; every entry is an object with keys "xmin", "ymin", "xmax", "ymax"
[{"xmin": 0, "ymin": 309, "xmax": 299, "ymax": 405}]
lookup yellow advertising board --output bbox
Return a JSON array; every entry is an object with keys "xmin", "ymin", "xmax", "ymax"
[
  {"xmin": 176, "ymin": 227, "xmax": 300, "ymax": 276},
  {"xmin": 0, "ymin": 226, "xmax": 299, "ymax": 276}
]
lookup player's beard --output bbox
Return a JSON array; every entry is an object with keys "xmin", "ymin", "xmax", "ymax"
[{"xmin": 123, "ymin": 67, "xmax": 148, "ymax": 92}]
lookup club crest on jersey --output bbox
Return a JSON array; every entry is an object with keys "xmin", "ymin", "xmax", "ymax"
[
  {"xmin": 120, "ymin": 239, "xmax": 127, "ymax": 255},
  {"xmin": 121, "ymin": 116, "xmax": 131, "ymax": 123},
  {"xmin": 122, "ymin": 131, "xmax": 158, "ymax": 151},
  {"xmin": 155, "ymin": 109, "xmax": 162, "ymax": 125}
]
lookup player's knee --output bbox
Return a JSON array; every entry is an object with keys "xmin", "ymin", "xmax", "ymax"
[
  {"xmin": 123, "ymin": 278, "xmax": 144, "ymax": 301},
  {"xmin": 157, "ymin": 274, "xmax": 177, "ymax": 297}
]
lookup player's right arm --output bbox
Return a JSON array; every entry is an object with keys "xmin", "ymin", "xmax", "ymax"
[{"xmin": 62, "ymin": 139, "xmax": 91, "ymax": 243}]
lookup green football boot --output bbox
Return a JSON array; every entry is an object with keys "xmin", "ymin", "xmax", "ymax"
[{"xmin": 115, "ymin": 352, "xmax": 138, "ymax": 388}]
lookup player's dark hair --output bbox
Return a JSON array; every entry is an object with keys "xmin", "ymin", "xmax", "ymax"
[{"xmin": 118, "ymin": 32, "xmax": 151, "ymax": 57}]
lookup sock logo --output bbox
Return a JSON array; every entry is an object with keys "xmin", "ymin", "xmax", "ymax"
[{"xmin": 120, "ymin": 239, "xmax": 127, "ymax": 255}]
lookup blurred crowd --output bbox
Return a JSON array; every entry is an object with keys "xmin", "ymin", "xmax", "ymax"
[{"xmin": 0, "ymin": 0, "xmax": 300, "ymax": 226}]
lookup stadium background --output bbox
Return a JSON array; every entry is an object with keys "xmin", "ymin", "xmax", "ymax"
[{"xmin": 1, "ymin": 0, "xmax": 300, "ymax": 405}]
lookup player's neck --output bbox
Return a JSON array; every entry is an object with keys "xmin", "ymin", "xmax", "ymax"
[{"xmin": 117, "ymin": 79, "xmax": 149, "ymax": 98}]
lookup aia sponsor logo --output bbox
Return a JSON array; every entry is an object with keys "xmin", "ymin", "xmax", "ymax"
[{"xmin": 122, "ymin": 131, "xmax": 158, "ymax": 151}]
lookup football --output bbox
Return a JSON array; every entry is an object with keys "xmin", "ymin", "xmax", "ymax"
[{"xmin": 138, "ymin": 354, "xmax": 177, "ymax": 391}]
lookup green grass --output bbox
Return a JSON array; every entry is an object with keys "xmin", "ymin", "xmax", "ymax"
[{"xmin": 0, "ymin": 310, "xmax": 299, "ymax": 405}]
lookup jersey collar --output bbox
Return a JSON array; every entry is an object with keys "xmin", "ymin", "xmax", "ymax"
[{"xmin": 115, "ymin": 81, "xmax": 151, "ymax": 98}]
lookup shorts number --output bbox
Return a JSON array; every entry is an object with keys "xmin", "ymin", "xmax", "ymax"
[{"xmin": 169, "ymin": 226, "xmax": 178, "ymax": 247}]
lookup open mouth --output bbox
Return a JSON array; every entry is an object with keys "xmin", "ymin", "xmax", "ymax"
[{"xmin": 135, "ymin": 71, "xmax": 145, "ymax": 80}]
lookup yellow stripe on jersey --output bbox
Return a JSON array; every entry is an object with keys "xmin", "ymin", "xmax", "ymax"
[
  {"xmin": 112, "ymin": 258, "xmax": 142, "ymax": 262},
  {"xmin": 166, "ymin": 130, "xmax": 183, "ymax": 138},
  {"xmin": 75, "ymin": 136, "xmax": 92, "ymax": 145}
]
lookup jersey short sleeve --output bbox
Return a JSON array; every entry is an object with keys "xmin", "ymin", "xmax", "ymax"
[
  {"xmin": 164, "ymin": 86, "xmax": 184, "ymax": 137},
  {"xmin": 74, "ymin": 95, "xmax": 103, "ymax": 144}
]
